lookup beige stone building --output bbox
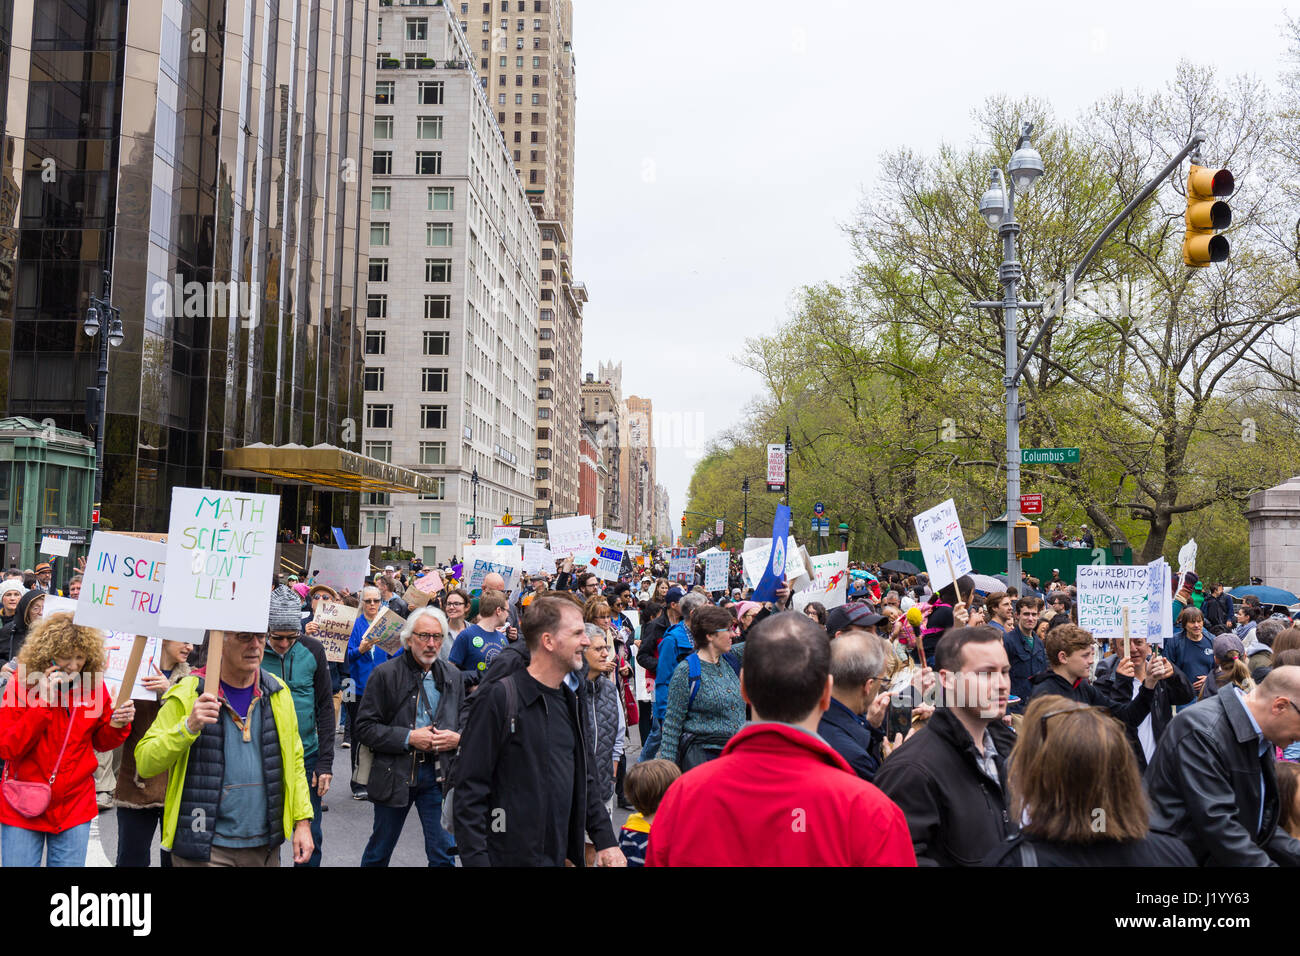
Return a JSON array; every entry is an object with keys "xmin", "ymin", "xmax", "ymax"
[
  {"xmin": 454, "ymin": 0, "xmax": 583, "ymax": 518},
  {"xmin": 581, "ymin": 363, "xmax": 623, "ymax": 532}
]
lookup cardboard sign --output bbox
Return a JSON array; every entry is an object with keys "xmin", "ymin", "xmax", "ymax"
[
  {"xmin": 361, "ymin": 607, "xmax": 405, "ymax": 655},
  {"xmin": 462, "ymin": 545, "xmax": 520, "ymax": 592},
  {"xmin": 491, "ymin": 526, "xmax": 520, "ymax": 546},
  {"xmin": 160, "ymin": 488, "xmax": 280, "ymax": 633},
  {"xmin": 74, "ymin": 532, "xmax": 205, "ymax": 643},
  {"xmin": 704, "ymin": 551, "xmax": 730, "ymax": 592},
  {"xmin": 40, "ymin": 536, "xmax": 72, "ymax": 557},
  {"xmin": 546, "ymin": 515, "xmax": 594, "ymax": 559},
  {"xmin": 313, "ymin": 601, "xmax": 358, "ymax": 662},
  {"xmin": 912, "ymin": 499, "xmax": 972, "ymax": 592},
  {"xmin": 1077, "ymin": 565, "xmax": 1150, "ymax": 643},
  {"xmin": 103, "ymin": 633, "xmax": 161, "ymax": 701},
  {"xmin": 793, "ymin": 551, "xmax": 850, "ymax": 612},
  {"xmin": 306, "ymin": 545, "xmax": 371, "ymax": 594},
  {"xmin": 1146, "ymin": 559, "xmax": 1173, "ymax": 645}
]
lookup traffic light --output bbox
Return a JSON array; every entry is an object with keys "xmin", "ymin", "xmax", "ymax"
[
  {"xmin": 1183, "ymin": 164, "xmax": 1233, "ymax": 267},
  {"xmin": 1013, "ymin": 521, "xmax": 1040, "ymax": 558}
]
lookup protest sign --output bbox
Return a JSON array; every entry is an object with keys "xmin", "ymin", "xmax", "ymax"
[
  {"xmin": 160, "ymin": 488, "xmax": 280, "ymax": 635},
  {"xmin": 669, "ymin": 548, "xmax": 696, "ymax": 583},
  {"xmin": 361, "ymin": 607, "xmax": 405, "ymax": 655},
  {"xmin": 753, "ymin": 505, "xmax": 792, "ymax": 603},
  {"xmin": 546, "ymin": 515, "xmax": 594, "ymax": 558},
  {"xmin": 41, "ymin": 595, "xmax": 79, "ymax": 618},
  {"xmin": 589, "ymin": 529, "xmax": 627, "ymax": 581},
  {"xmin": 520, "ymin": 540, "xmax": 553, "ymax": 574},
  {"xmin": 414, "ymin": 571, "xmax": 444, "ymax": 595},
  {"xmin": 74, "ymin": 532, "xmax": 204, "ymax": 644},
  {"xmin": 103, "ymin": 634, "xmax": 161, "ymax": 702},
  {"xmin": 1077, "ymin": 565, "xmax": 1150, "ymax": 644},
  {"xmin": 1146, "ymin": 559, "xmax": 1173, "ymax": 645},
  {"xmin": 463, "ymin": 545, "xmax": 520, "ymax": 592},
  {"xmin": 40, "ymin": 536, "xmax": 71, "ymax": 557},
  {"xmin": 491, "ymin": 526, "xmax": 520, "ymax": 546},
  {"xmin": 741, "ymin": 536, "xmax": 804, "ymax": 588},
  {"xmin": 313, "ymin": 601, "xmax": 358, "ymax": 662},
  {"xmin": 912, "ymin": 499, "xmax": 973, "ymax": 592},
  {"xmin": 306, "ymin": 545, "xmax": 371, "ymax": 594},
  {"xmin": 793, "ymin": 551, "xmax": 850, "ymax": 612},
  {"xmin": 704, "ymin": 551, "xmax": 730, "ymax": 592}
]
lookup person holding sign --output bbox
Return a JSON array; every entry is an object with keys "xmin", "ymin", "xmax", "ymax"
[
  {"xmin": 263, "ymin": 586, "xmax": 335, "ymax": 867},
  {"xmin": 113, "ymin": 638, "xmax": 194, "ymax": 867},
  {"xmin": 1026, "ymin": 624, "xmax": 1170, "ymax": 732},
  {"xmin": 345, "ymin": 586, "xmax": 397, "ymax": 799},
  {"xmin": 134, "ymin": 598, "xmax": 315, "ymax": 867},
  {"xmin": 0, "ymin": 613, "xmax": 134, "ymax": 866}
]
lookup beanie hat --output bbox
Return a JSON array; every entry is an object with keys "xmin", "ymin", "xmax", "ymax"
[
  {"xmin": 291, "ymin": 583, "xmax": 310, "ymax": 600},
  {"xmin": 0, "ymin": 580, "xmax": 25, "ymax": 601},
  {"xmin": 268, "ymin": 585, "xmax": 303, "ymax": 633}
]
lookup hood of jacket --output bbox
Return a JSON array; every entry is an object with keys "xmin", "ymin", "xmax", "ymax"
[
  {"xmin": 11, "ymin": 589, "xmax": 45, "ymax": 638},
  {"xmin": 1029, "ymin": 669, "xmax": 1078, "ymax": 693}
]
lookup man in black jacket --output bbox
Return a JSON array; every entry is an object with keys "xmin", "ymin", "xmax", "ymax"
[
  {"xmin": 1145, "ymin": 665, "xmax": 1300, "ymax": 866},
  {"xmin": 1093, "ymin": 634, "xmax": 1194, "ymax": 770},
  {"xmin": 817, "ymin": 632, "xmax": 891, "ymax": 781},
  {"xmin": 452, "ymin": 595, "xmax": 624, "ymax": 867},
  {"xmin": 874, "ymin": 626, "xmax": 1017, "ymax": 866},
  {"xmin": 355, "ymin": 607, "xmax": 464, "ymax": 866}
]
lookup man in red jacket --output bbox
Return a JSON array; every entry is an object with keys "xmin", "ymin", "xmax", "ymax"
[{"xmin": 646, "ymin": 612, "xmax": 916, "ymax": 867}]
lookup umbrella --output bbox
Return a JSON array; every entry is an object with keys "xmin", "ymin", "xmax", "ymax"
[
  {"xmin": 881, "ymin": 559, "xmax": 921, "ymax": 575},
  {"xmin": 850, "ymin": 569, "xmax": 878, "ymax": 581},
  {"xmin": 967, "ymin": 573, "xmax": 1006, "ymax": 594},
  {"xmin": 1228, "ymin": 585, "xmax": 1300, "ymax": 607}
]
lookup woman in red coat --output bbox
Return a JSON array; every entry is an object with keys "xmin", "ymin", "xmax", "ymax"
[{"xmin": 0, "ymin": 613, "xmax": 133, "ymax": 866}]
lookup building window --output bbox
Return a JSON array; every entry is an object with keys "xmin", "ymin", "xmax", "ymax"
[
  {"xmin": 419, "ymin": 442, "xmax": 447, "ymax": 465},
  {"xmin": 424, "ymin": 295, "xmax": 452, "ymax": 319},
  {"xmin": 498, "ymin": 74, "xmax": 506, "ymax": 87},
  {"xmin": 365, "ymin": 441, "xmax": 392, "ymax": 462},
  {"xmin": 533, "ymin": 56, "xmax": 540, "ymax": 67},
  {"xmin": 421, "ymin": 404, "xmax": 449, "ymax": 428},
  {"xmin": 425, "ymin": 258, "xmax": 451, "ymax": 282},
  {"xmin": 363, "ymin": 493, "xmax": 391, "ymax": 507},
  {"xmin": 418, "ymin": 80, "xmax": 444, "ymax": 104},
  {"xmin": 533, "ymin": 18, "xmax": 541, "ymax": 29},
  {"xmin": 419, "ymin": 478, "xmax": 447, "ymax": 500},
  {"xmin": 366, "ymin": 405, "xmax": 394, "ymax": 429},
  {"xmin": 426, "ymin": 223, "xmax": 453, "ymax": 246},
  {"xmin": 368, "ymin": 258, "xmax": 389, "ymax": 282},
  {"xmin": 515, "ymin": 74, "xmax": 522, "ymax": 86},
  {"xmin": 364, "ymin": 367, "xmax": 385, "ymax": 391},
  {"xmin": 498, "ymin": 93, "xmax": 506, "ymax": 105},
  {"xmin": 537, "ymin": 407, "xmax": 551, "ymax": 420},
  {"xmin": 482, "ymin": 20, "xmax": 489, "ymax": 30},
  {"xmin": 423, "ymin": 331, "xmax": 451, "ymax": 355},
  {"xmin": 373, "ymin": 151, "xmax": 392, "ymax": 175},
  {"xmin": 365, "ymin": 330, "xmax": 386, "ymax": 355},
  {"xmin": 428, "ymin": 186, "xmax": 454, "ymax": 210},
  {"xmin": 415, "ymin": 151, "xmax": 442, "ymax": 174},
  {"xmin": 529, "ymin": 169, "xmax": 538, "ymax": 184},
  {"xmin": 370, "ymin": 223, "xmax": 390, "ymax": 247},
  {"xmin": 513, "ymin": 130, "xmax": 521, "ymax": 142},
  {"xmin": 516, "ymin": 37, "xmax": 523, "ymax": 49},
  {"xmin": 531, "ymin": 93, "xmax": 539, "ymax": 105},
  {"xmin": 513, "ymin": 150, "xmax": 520, "ymax": 161},
  {"xmin": 515, "ymin": 93, "xmax": 523, "ymax": 104},
  {"xmin": 529, "ymin": 149, "xmax": 537, "ymax": 161},
  {"xmin": 538, "ymin": 326, "xmax": 552, "ymax": 340},
  {"xmin": 422, "ymin": 368, "xmax": 449, "ymax": 392},
  {"xmin": 516, "ymin": 55, "xmax": 524, "ymax": 67},
  {"xmin": 371, "ymin": 186, "xmax": 391, "ymax": 211},
  {"xmin": 363, "ymin": 513, "xmax": 389, "ymax": 535},
  {"xmin": 417, "ymin": 116, "xmax": 443, "ymax": 139},
  {"xmin": 531, "ymin": 111, "xmax": 539, "ymax": 123},
  {"xmin": 540, "ymin": 308, "xmax": 553, "ymax": 320},
  {"xmin": 532, "ymin": 74, "xmax": 539, "ymax": 87},
  {"xmin": 420, "ymin": 513, "xmax": 442, "ymax": 535},
  {"xmin": 367, "ymin": 293, "xmax": 388, "ymax": 318},
  {"xmin": 376, "ymin": 80, "xmax": 395, "ymax": 104},
  {"xmin": 533, "ymin": 36, "xmax": 540, "ymax": 49},
  {"xmin": 405, "ymin": 17, "xmax": 428, "ymax": 40}
]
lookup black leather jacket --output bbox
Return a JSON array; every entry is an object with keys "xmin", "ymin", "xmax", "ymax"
[{"xmin": 1145, "ymin": 687, "xmax": 1300, "ymax": 866}]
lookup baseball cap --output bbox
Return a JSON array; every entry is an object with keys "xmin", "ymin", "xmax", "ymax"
[
  {"xmin": 826, "ymin": 602, "xmax": 886, "ymax": 639},
  {"xmin": 664, "ymin": 586, "xmax": 686, "ymax": 605},
  {"xmin": 1212, "ymin": 633, "xmax": 1245, "ymax": 661}
]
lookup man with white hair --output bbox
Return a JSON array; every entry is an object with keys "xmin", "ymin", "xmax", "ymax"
[{"xmin": 355, "ymin": 607, "xmax": 463, "ymax": 866}]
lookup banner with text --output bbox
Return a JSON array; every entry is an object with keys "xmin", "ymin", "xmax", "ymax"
[
  {"xmin": 1077, "ymin": 565, "xmax": 1150, "ymax": 643},
  {"xmin": 1146, "ymin": 559, "xmax": 1173, "ymax": 645},
  {"xmin": 704, "ymin": 551, "xmax": 730, "ymax": 592},
  {"xmin": 74, "ymin": 532, "xmax": 205, "ymax": 643},
  {"xmin": 307, "ymin": 545, "xmax": 371, "ymax": 594},
  {"xmin": 912, "ymin": 499, "xmax": 973, "ymax": 592},
  {"xmin": 793, "ymin": 551, "xmax": 850, "ymax": 612},
  {"xmin": 547, "ymin": 515, "xmax": 595, "ymax": 559}
]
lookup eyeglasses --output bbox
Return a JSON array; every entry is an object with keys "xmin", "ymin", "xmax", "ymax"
[
  {"xmin": 1286, "ymin": 698, "xmax": 1300, "ymax": 720},
  {"xmin": 409, "ymin": 630, "xmax": 442, "ymax": 643},
  {"xmin": 362, "ymin": 598, "xmax": 381, "ymax": 604},
  {"xmin": 1039, "ymin": 704, "xmax": 1102, "ymax": 737},
  {"xmin": 233, "ymin": 633, "xmax": 269, "ymax": 644},
  {"xmin": 445, "ymin": 601, "xmax": 466, "ymax": 609}
]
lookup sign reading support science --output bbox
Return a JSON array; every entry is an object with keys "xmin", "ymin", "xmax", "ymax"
[
  {"xmin": 160, "ymin": 488, "xmax": 281, "ymax": 633},
  {"xmin": 912, "ymin": 499, "xmax": 972, "ymax": 591}
]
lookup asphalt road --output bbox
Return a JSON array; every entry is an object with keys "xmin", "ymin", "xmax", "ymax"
[{"xmin": 92, "ymin": 725, "xmax": 638, "ymax": 867}]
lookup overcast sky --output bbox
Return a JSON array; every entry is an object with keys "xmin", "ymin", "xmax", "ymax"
[{"xmin": 573, "ymin": 0, "xmax": 1295, "ymax": 527}]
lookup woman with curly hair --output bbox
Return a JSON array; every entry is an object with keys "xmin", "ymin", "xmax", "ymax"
[{"xmin": 0, "ymin": 613, "xmax": 134, "ymax": 866}]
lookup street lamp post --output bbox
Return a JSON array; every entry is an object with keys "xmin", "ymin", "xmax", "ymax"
[
  {"xmin": 973, "ymin": 122, "xmax": 1045, "ymax": 587},
  {"xmin": 83, "ymin": 270, "xmax": 124, "ymax": 532},
  {"xmin": 784, "ymin": 426, "xmax": 792, "ymax": 508},
  {"xmin": 470, "ymin": 467, "xmax": 479, "ymax": 543},
  {"xmin": 741, "ymin": 477, "xmax": 750, "ymax": 541}
]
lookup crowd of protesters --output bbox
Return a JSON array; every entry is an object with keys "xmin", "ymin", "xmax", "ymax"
[{"xmin": 0, "ymin": 548, "xmax": 1297, "ymax": 868}]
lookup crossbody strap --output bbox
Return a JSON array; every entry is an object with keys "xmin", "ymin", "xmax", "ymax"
[{"xmin": 2, "ymin": 704, "xmax": 77, "ymax": 786}]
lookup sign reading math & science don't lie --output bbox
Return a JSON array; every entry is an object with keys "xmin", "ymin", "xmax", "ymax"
[{"xmin": 160, "ymin": 488, "xmax": 281, "ymax": 633}]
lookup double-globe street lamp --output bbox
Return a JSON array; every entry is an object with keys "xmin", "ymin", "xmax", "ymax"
[{"xmin": 84, "ymin": 270, "xmax": 125, "ymax": 531}]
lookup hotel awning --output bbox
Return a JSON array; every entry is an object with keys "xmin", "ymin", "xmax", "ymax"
[{"xmin": 223, "ymin": 444, "xmax": 437, "ymax": 495}]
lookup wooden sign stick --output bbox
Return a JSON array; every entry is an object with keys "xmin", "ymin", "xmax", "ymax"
[
  {"xmin": 206, "ymin": 630, "xmax": 224, "ymax": 697},
  {"xmin": 1122, "ymin": 607, "xmax": 1131, "ymax": 661},
  {"xmin": 944, "ymin": 551, "xmax": 966, "ymax": 615},
  {"xmin": 114, "ymin": 635, "xmax": 149, "ymax": 710}
]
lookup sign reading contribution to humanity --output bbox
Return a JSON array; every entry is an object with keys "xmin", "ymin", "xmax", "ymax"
[
  {"xmin": 912, "ymin": 499, "xmax": 973, "ymax": 592},
  {"xmin": 160, "ymin": 488, "xmax": 280, "ymax": 633},
  {"xmin": 1076, "ymin": 565, "xmax": 1150, "ymax": 643}
]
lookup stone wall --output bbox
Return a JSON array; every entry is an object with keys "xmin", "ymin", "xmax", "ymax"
[{"xmin": 1244, "ymin": 476, "xmax": 1300, "ymax": 593}]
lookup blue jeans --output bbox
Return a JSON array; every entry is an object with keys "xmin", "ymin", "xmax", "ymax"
[
  {"xmin": 2, "ymin": 822, "xmax": 92, "ymax": 867},
  {"xmin": 298, "ymin": 764, "xmax": 323, "ymax": 868},
  {"xmin": 360, "ymin": 760, "xmax": 453, "ymax": 867},
  {"xmin": 638, "ymin": 717, "xmax": 663, "ymax": 762}
]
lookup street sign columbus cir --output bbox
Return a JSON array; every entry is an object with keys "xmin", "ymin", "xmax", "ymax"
[{"xmin": 1020, "ymin": 447, "xmax": 1081, "ymax": 465}]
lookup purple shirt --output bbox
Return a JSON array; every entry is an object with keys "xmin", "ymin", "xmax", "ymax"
[{"xmin": 221, "ymin": 680, "xmax": 256, "ymax": 719}]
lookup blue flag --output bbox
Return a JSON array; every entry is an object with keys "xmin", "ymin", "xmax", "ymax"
[
  {"xmin": 752, "ymin": 504, "xmax": 791, "ymax": 603},
  {"xmin": 332, "ymin": 526, "xmax": 348, "ymax": 550}
]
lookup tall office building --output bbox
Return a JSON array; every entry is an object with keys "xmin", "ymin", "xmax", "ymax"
[
  {"xmin": 366, "ymin": 0, "xmax": 540, "ymax": 564},
  {"xmin": 0, "ymin": 0, "xmax": 411, "ymax": 539},
  {"xmin": 624, "ymin": 394, "xmax": 657, "ymax": 540},
  {"xmin": 455, "ymin": 0, "xmax": 582, "ymax": 518}
]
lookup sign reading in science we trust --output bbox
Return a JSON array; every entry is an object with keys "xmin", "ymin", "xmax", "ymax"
[{"xmin": 160, "ymin": 488, "xmax": 281, "ymax": 633}]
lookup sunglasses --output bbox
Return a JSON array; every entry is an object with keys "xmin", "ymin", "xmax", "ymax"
[{"xmin": 1039, "ymin": 704, "xmax": 1103, "ymax": 737}]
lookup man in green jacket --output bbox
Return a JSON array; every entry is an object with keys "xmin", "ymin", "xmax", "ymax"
[{"xmin": 135, "ymin": 597, "xmax": 314, "ymax": 867}]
